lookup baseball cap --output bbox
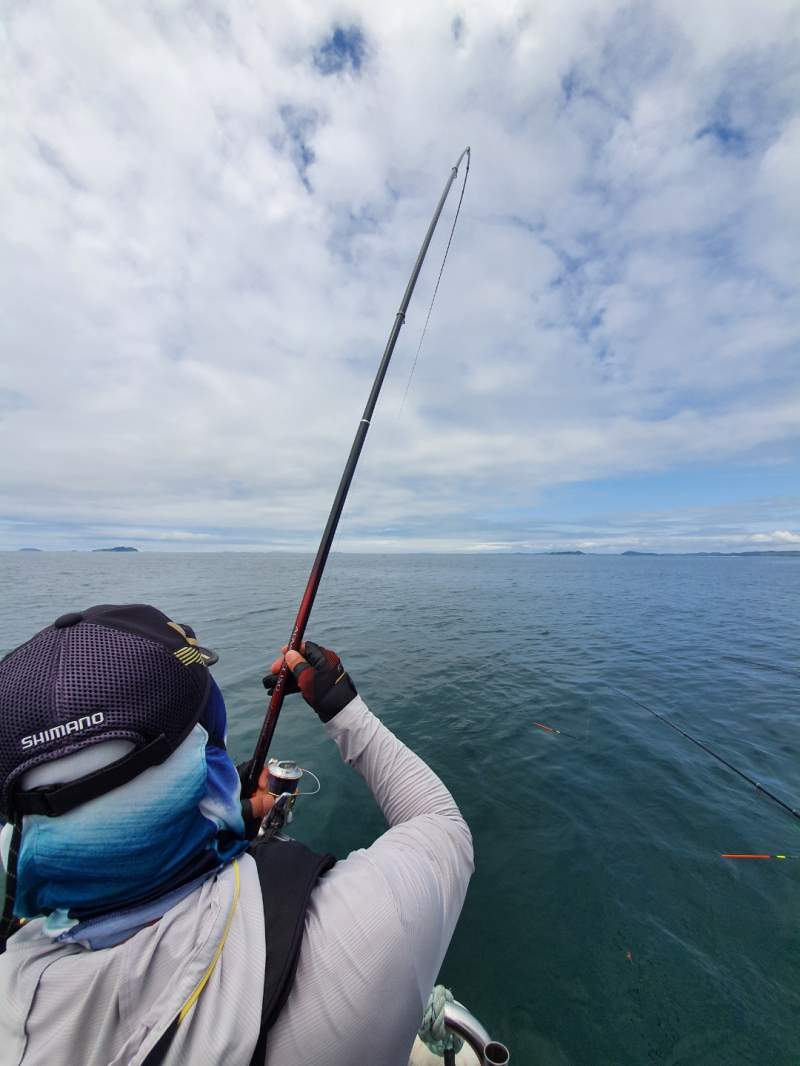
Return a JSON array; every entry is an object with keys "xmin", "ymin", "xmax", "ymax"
[{"xmin": 0, "ymin": 604, "xmax": 219, "ymax": 820}]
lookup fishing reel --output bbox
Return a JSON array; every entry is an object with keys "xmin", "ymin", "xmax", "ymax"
[{"xmin": 257, "ymin": 758, "xmax": 321, "ymax": 843}]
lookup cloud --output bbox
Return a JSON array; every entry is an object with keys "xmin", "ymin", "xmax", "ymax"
[
  {"xmin": 752, "ymin": 529, "xmax": 800, "ymax": 544},
  {"xmin": 0, "ymin": 0, "xmax": 798, "ymax": 551}
]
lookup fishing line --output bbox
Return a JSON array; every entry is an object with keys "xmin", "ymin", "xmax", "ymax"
[
  {"xmin": 398, "ymin": 151, "xmax": 471, "ymax": 420},
  {"xmin": 318, "ymin": 153, "xmax": 471, "ymax": 574},
  {"xmin": 613, "ymin": 687, "xmax": 800, "ymax": 821}
]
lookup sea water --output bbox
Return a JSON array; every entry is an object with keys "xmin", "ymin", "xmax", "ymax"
[{"xmin": 1, "ymin": 551, "xmax": 798, "ymax": 1065}]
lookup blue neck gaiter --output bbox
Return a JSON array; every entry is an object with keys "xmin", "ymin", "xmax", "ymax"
[{"xmin": 14, "ymin": 677, "xmax": 247, "ymax": 919}]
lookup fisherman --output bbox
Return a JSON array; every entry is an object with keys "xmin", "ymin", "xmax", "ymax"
[{"xmin": 0, "ymin": 603, "xmax": 473, "ymax": 1065}]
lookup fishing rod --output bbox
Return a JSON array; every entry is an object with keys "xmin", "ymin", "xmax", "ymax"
[
  {"xmin": 614, "ymin": 688, "xmax": 800, "ymax": 821},
  {"xmin": 244, "ymin": 148, "xmax": 471, "ymax": 798}
]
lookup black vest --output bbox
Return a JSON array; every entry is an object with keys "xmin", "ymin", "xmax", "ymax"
[{"xmin": 247, "ymin": 836, "xmax": 336, "ymax": 1065}]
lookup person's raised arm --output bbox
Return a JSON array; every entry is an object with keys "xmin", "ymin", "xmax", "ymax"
[{"xmin": 265, "ymin": 642, "xmax": 468, "ymax": 829}]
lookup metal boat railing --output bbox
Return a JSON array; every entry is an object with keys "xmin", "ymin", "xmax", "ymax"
[{"xmin": 443, "ymin": 1001, "xmax": 510, "ymax": 1065}]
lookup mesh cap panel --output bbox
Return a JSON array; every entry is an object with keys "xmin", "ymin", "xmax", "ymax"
[{"xmin": 0, "ymin": 605, "xmax": 212, "ymax": 817}]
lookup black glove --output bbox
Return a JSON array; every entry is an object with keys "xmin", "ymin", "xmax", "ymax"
[
  {"xmin": 235, "ymin": 761, "xmax": 263, "ymax": 838},
  {"xmin": 262, "ymin": 641, "xmax": 358, "ymax": 723}
]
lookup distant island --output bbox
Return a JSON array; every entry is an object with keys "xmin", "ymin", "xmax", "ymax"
[
  {"xmin": 523, "ymin": 549, "xmax": 800, "ymax": 557},
  {"xmin": 7, "ymin": 546, "xmax": 797, "ymax": 557},
  {"xmin": 620, "ymin": 550, "xmax": 800, "ymax": 558}
]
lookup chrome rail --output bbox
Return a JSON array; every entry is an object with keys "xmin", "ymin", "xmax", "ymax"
[{"xmin": 443, "ymin": 1001, "xmax": 510, "ymax": 1065}]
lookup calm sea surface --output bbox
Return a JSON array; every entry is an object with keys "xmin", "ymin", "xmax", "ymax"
[{"xmin": 1, "ymin": 552, "xmax": 798, "ymax": 1065}]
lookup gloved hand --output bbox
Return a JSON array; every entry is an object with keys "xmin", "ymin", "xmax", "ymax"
[
  {"xmin": 235, "ymin": 761, "xmax": 274, "ymax": 833},
  {"xmin": 263, "ymin": 641, "xmax": 358, "ymax": 723}
]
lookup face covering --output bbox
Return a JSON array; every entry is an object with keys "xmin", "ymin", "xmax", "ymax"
[{"xmin": 11, "ymin": 677, "xmax": 247, "ymax": 921}]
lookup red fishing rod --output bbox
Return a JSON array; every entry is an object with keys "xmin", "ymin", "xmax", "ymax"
[{"xmin": 244, "ymin": 148, "xmax": 471, "ymax": 797}]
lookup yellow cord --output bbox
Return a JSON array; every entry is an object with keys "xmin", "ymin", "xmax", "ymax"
[{"xmin": 177, "ymin": 859, "xmax": 240, "ymax": 1023}]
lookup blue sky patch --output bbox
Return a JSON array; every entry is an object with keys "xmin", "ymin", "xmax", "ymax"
[
  {"xmin": 696, "ymin": 120, "xmax": 749, "ymax": 157},
  {"xmin": 276, "ymin": 105, "xmax": 317, "ymax": 189},
  {"xmin": 314, "ymin": 26, "xmax": 366, "ymax": 75}
]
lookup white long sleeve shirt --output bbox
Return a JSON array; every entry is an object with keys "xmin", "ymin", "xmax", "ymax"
[{"xmin": 0, "ymin": 696, "xmax": 474, "ymax": 1066}]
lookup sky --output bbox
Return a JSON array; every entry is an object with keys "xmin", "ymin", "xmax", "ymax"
[{"xmin": 1, "ymin": 0, "xmax": 798, "ymax": 553}]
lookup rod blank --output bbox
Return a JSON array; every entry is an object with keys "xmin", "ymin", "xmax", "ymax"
[{"xmin": 244, "ymin": 150, "xmax": 471, "ymax": 796}]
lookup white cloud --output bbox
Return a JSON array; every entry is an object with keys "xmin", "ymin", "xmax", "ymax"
[
  {"xmin": 752, "ymin": 530, "xmax": 800, "ymax": 544},
  {"xmin": 1, "ymin": 0, "xmax": 798, "ymax": 551}
]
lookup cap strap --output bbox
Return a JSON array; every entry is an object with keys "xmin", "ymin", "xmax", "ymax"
[{"xmin": 14, "ymin": 734, "xmax": 174, "ymax": 817}]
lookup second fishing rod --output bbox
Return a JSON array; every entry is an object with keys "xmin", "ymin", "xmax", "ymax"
[
  {"xmin": 614, "ymin": 687, "xmax": 800, "ymax": 821},
  {"xmin": 243, "ymin": 148, "xmax": 471, "ymax": 799}
]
